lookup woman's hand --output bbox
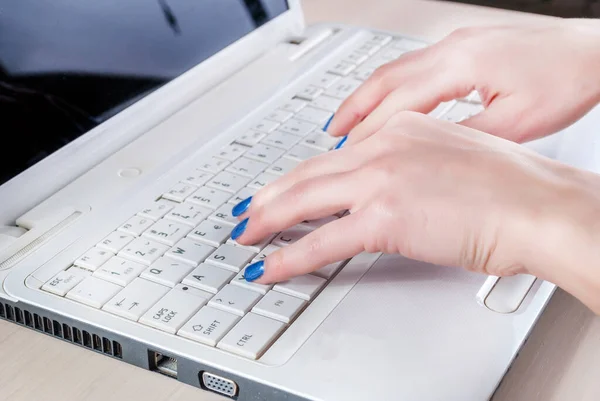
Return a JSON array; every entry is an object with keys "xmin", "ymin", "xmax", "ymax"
[
  {"xmin": 233, "ymin": 112, "xmax": 600, "ymax": 314},
  {"xmin": 327, "ymin": 19, "xmax": 600, "ymax": 144}
]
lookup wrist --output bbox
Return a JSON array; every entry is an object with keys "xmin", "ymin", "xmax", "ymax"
[{"xmin": 527, "ymin": 166, "xmax": 600, "ymax": 313}]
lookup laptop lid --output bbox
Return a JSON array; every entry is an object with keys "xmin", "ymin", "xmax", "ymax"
[{"xmin": 0, "ymin": 0, "xmax": 302, "ymax": 226}]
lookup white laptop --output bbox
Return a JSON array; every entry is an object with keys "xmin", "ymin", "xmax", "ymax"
[{"xmin": 1, "ymin": 1, "xmax": 598, "ymax": 400}]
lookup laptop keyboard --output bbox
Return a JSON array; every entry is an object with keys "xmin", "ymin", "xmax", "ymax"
[{"xmin": 39, "ymin": 32, "xmax": 483, "ymax": 361}]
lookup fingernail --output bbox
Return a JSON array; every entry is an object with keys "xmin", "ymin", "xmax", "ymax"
[
  {"xmin": 323, "ymin": 113, "xmax": 334, "ymax": 131},
  {"xmin": 231, "ymin": 218, "xmax": 248, "ymax": 241},
  {"xmin": 244, "ymin": 260, "xmax": 265, "ymax": 282},
  {"xmin": 232, "ymin": 196, "xmax": 252, "ymax": 217},
  {"xmin": 334, "ymin": 135, "xmax": 348, "ymax": 150}
]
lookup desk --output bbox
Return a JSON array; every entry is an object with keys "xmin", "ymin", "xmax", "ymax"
[{"xmin": 1, "ymin": 1, "xmax": 599, "ymax": 400}]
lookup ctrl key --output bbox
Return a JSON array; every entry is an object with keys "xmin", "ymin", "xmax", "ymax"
[{"xmin": 217, "ymin": 313, "xmax": 285, "ymax": 360}]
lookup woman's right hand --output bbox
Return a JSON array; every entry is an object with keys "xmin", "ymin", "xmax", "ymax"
[{"xmin": 327, "ymin": 18, "xmax": 600, "ymax": 144}]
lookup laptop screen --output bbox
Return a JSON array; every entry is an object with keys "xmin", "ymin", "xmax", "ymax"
[{"xmin": 0, "ymin": 0, "xmax": 289, "ymax": 186}]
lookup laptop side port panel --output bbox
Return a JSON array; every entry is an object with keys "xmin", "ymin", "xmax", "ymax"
[{"xmin": 200, "ymin": 371, "xmax": 239, "ymax": 398}]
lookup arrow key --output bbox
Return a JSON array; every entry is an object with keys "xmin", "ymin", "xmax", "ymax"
[{"xmin": 178, "ymin": 306, "xmax": 240, "ymax": 346}]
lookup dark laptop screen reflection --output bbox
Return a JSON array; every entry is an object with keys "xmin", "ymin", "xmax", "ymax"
[{"xmin": 0, "ymin": 0, "xmax": 288, "ymax": 186}]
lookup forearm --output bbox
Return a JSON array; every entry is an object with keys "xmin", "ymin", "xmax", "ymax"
[{"xmin": 527, "ymin": 166, "xmax": 600, "ymax": 314}]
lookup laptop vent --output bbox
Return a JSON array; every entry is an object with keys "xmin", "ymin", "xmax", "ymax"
[{"xmin": 0, "ymin": 301, "xmax": 122, "ymax": 359}]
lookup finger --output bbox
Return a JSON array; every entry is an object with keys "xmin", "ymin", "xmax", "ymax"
[
  {"xmin": 250, "ymin": 211, "xmax": 367, "ymax": 284},
  {"xmin": 346, "ymin": 72, "xmax": 473, "ymax": 145},
  {"xmin": 326, "ymin": 47, "xmax": 438, "ymax": 137},
  {"xmin": 245, "ymin": 142, "xmax": 372, "ymax": 213},
  {"xmin": 459, "ymin": 96, "xmax": 535, "ymax": 142},
  {"xmin": 234, "ymin": 170, "xmax": 359, "ymax": 246}
]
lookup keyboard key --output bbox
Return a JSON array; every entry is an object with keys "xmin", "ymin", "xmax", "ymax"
[
  {"xmin": 141, "ymin": 257, "xmax": 195, "ymax": 287},
  {"xmin": 328, "ymin": 61, "xmax": 356, "ymax": 76},
  {"xmin": 311, "ymin": 260, "xmax": 344, "ymax": 280},
  {"xmin": 236, "ymin": 130, "xmax": 267, "ymax": 147},
  {"xmin": 140, "ymin": 285, "xmax": 210, "ymax": 334},
  {"xmin": 279, "ymin": 119, "xmax": 316, "ymax": 137},
  {"xmin": 284, "ymin": 144, "xmax": 324, "ymax": 162},
  {"xmin": 227, "ymin": 233, "xmax": 274, "ymax": 253},
  {"xmin": 343, "ymin": 51, "xmax": 368, "ymax": 65},
  {"xmin": 165, "ymin": 238, "xmax": 215, "ymax": 266},
  {"xmin": 302, "ymin": 131, "xmax": 339, "ymax": 151},
  {"xmin": 364, "ymin": 56, "xmax": 389, "ymax": 69},
  {"xmin": 178, "ymin": 306, "xmax": 240, "ymax": 346},
  {"xmin": 298, "ymin": 215, "xmax": 338, "ymax": 229},
  {"xmin": 280, "ymin": 98, "xmax": 307, "ymax": 113},
  {"xmin": 441, "ymin": 101, "xmax": 484, "ymax": 123},
  {"xmin": 355, "ymin": 41, "xmax": 381, "ymax": 55},
  {"xmin": 272, "ymin": 226, "xmax": 312, "ymax": 247},
  {"xmin": 226, "ymin": 157, "xmax": 268, "ymax": 178},
  {"xmin": 312, "ymin": 73, "xmax": 341, "ymax": 89},
  {"xmin": 181, "ymin": 170, "xmax": 213, "ymax": 187},
  {"xmin": 118, "ymin": 238, "xmax": 170, "ymax": 265},
  {"xmin": 163, "ymin": 183, "xmax": 197, "ymax": 203},
  {"xmin": 247, "ymin": 172, "xmax": 279, "ymax": 190},
  {"xmin": 251, "ymin": 244, "xmax": 280, "ymax": 263},
  {"xmin": 265, "ymin": 109, "xmax": 294, "ymax": 123},
  {"xmin": 208, "ymin": 284, "xmax": 261, "ymax": 316},
  {"xmin": 142, "ymin": 219, "xmax": 191, "ymax": 246},
  {"xmin": 295, "ymin": 107, "xmax": 332, "ymax": 126},
  {"xmin": 188, "ymin": 220, "xmax": 232, "ymax": 247},
  {"xmin": 66, "ymin": 276, "xmax": 122, "ymax": 308},
  {"xmin": 228, "ymin": 187, "xmax": 258, "ymax": 205},
  {"xmin": 369, "ymin": 33, "xmax": 392, "ymax": 46},
  {"xmin": 207, "ymin": 171, "xmax": 251, "ymax": 194},
  {"xmin": 74, "ymin": 247, "xmax": 113, "ymax": 271},
  {"xmin": 429, "ymin": 101, "xmax": 455, "ymax": 119},
  {"xmin": 295, "ymin": 85, "xmax": 323, "ymax": 101},
  {"xmin": 266, "ymin": 158, "xmax": 299, "ymax": 176},
  {"xmin": 186, "ymin": 186, "xmax": 231, "ymax": 210},
  {"xmin": 42, "ymin": 267, "xmax": 91, "ymax": 296},
  {"xmin": 164, "ymin": 203, "xmax": 211, "ymax": 227},
  {"xmin": 245, "ymin": 144, "xmax": 285, "ymax": 164},
  {"xmin": 208, "ymin": 203, "xmax": 239, "ymax": 226},
  {"xmin": 250, "ymin": 119, "xmax": 279, "ymax": 134},
  {"xmin": 182, "ymin": 263, "xmax": 236, "ymax": 293},
  {"xmin": 325, "ymin": 78, "xmax": 362, "ymax": 100},
  {"xmin": 117, "ymin": 215, "xmax": 154, "ymax": 237},
  {"xmin": 380, "ymin": 48, "xmax": 406, "ymax": 60},
  {"xmin": 102, "ymin": 278, "xmax": 170, "ymax": 320},
  {"xmin": 97, "ymin": 231, "xmax": 135, "ymax": 253},
  {"xmin": 198, "ymin": 157, "xmax": 230, "ymax": 174},
  {"xmin": 231, "ymin": 270, "xmax": 273, "ymax": 295},
  {"xmin": 392, "ymin": 37, "xmax": 426, "ymax": 51},
  {"xmin": 311, "ymin": 95, "xmax": 343, "ymax": 112},
  {"xmin": 262, "ymin": 131, "xmax": 302, "ymax": 151},
  {"xmin": 353, "ymin": 66, "xmax": 376, "ymax": 81},
  {"xmin": 217, "ymin": 313, "xmax": 285, "ymax": 359},
  {"xmin": 93, "ymin": 256, "xmax": 146, "ymax": 286},
  {"xmin": 205, "ymin": 244, "xmax": 255, "ymax": 272},
  {"xmin": 252, "ymin": 291, "xmax": 306, "ymax": 324},
  {"xmin": 215, "ymin": 143, "xmax": 247, "ymax": 162},
  {"xmin": 138, "ymin": 199, "xmax": 177, "ymax": 221},
  {"xmin": 273, "ymin": 274, "xmax": 326, "ymax": 301}
]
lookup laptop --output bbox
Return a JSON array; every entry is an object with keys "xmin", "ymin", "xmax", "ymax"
[{"xmin": 1, "ymin": 1, "xmax": 598, "ymax": 400}]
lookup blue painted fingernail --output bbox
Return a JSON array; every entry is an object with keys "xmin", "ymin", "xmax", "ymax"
[
  {"xmin": 323, "ymin": 113, "xmax": 334, "ymax": 131},
  {"xmin": 231, "ymin": 218, "xmax": 248, "ymax": 241},
  {"xmin": 232, "ymin": 196, "xmax": 252, "ymax": 217},
  {"xmin": 334, "ymin": 135, "xmax": 348, "ymax": 150},
  {"xmin": 244, "ymin": 260, "xmax": 265, "ymax": 282}
]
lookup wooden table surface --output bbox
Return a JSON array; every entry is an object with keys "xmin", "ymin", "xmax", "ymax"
[{"xmin": 1, "ymin": 1, "xmax": 599, "ymax": 400}]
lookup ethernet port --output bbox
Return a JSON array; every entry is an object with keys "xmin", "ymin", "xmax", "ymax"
[{"xmin": 149, "ymin": 351, "xmax": 178, "ymax": 379}]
